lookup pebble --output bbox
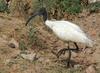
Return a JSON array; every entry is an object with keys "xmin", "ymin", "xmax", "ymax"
[
  {"xmin": 20, "ymin": 52, "xmax": 37, "ymax": 61},
  {"xmin": 8, "ymin": 38, "xmax": 19, "ymax": 48},
  {"xmin": 86, "ymin": 65, "xmax": 96, "ymax": 73},
  {"xmin": 8, "ymin": 43, "xmax": 16, "ymax": 48}
]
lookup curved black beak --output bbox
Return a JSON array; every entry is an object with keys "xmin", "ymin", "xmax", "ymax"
[
  {"xmin": 25, "ymin": 7, "xmax": 47, "ymax": 26},
  {"xmin": 25, "ymin": 12, "xmax": 40, "ymax": 26}
]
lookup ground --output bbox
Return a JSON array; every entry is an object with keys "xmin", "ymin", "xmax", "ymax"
[{"xmin": 0, "ymin": 12, "xmax": 100, "ymax": 73}]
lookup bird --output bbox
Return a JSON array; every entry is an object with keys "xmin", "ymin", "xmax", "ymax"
[{"xmin": 25, "ymin": 7, "xmax": 93, "ymax": 67}]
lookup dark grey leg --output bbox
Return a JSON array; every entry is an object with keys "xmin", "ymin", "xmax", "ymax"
[
  {"xmin": 55, "ymin": 42, "xmax": 80, "ymax": 67},
  {"xmin": 67, "ymin": 42, "xmax": 71, "ymax": 67},
  {"xmin": 74, "ymin": 42, "xmax": 79, "ymax": 51},
  {"xmin": 57, "ymin": 42, "xmax": 79, "ymax": 58},
  {"xmin": 57, "ymin": 48, "xmax": 67, "ymax": 58},
  {"xmin": 56, "ymin": 42, "xmax": 72, "ymax": 67},
  {"xmin": 57, "ymin": 48, "xmax": 78, "ymax": 58}
]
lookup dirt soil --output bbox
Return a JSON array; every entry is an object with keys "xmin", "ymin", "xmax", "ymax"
[{"xmin": 0, "ymin": 12, "xmax": 100, "ymax": 73}]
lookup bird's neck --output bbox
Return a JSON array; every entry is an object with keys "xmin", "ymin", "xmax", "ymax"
[
  {"xmin": 43, "ymin": 12, "xmax": 48, "ymax": 22},
  {"xmin": 45, "ymin": 20, "xmax": 54, "ymax": 29}
]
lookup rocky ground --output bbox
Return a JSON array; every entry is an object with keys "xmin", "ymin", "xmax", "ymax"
[{"xmin": 0, "ymin": 12, "xmax": 100, "ymax": 73}]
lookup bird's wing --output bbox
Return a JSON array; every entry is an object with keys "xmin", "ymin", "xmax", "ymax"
[
  {"xmin": 48, "ymin": 20, "xmax": 93, "ymax": 47},
  {"xmin": 46, "ymin": 20, "xmax": 86, "ymax": 35},
  {"xmin": 52, "ymin": 24, "xmax": 88, "ymax": 43},
  {"xmin": 61, "ymin": 21, "xmax": 84, "ymax": 33}
]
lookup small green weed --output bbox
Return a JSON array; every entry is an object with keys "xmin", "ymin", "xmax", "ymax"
[
  {"xmin": 87, "ymin": 2, "xmax": 100, "ymax": 12},
  {"xmin": 28, "ymin": 26, "xmax": 47, "ymax": 49},
  {"xmin": 19, "ymin": 40, "xmax": 27, "ymax": 51},
  {"xmin": 60, "ymin": 0, "xmax": 82, "ymax": 14},
  {"xmin": 38, "ymin": 0, "xmax": 82, "ymax": 14},
  {"xmin": 28, "ymin": 26, "xmax": 37, "ymax": 47},
  {"xmin": 0, "ymin": 0, "xmax": 8, "ymax": 12}
]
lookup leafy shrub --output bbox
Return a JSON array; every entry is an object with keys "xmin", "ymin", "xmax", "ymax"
[
  {"xmin": 87, "ymin": 2, "xmax": 100, "ymax": 12},
  {"xmin": 39, "ymin": 0, "xmax": 82, "ymax": 14},
  {"xmin": 19, "ymin": 40, "xmax": 27, "ymax": 51},
  {"xmin": 28, "ymin": 27, "xmax": 37, "ymax": 46},
  {"xmin": 60, "ymin": 0, "xmax": 82, "ymax": 14},
  {"xmin": 27, "ymin": 26, "xmax": 47, "ymax": 49},
  {"xmin": 0, "ymin": 0, "xmax": 8, "ymax": 12}
]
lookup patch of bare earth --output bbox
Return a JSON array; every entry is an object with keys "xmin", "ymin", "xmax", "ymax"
[{"xmin": 0, "ymin": 12, "xmax": 100, "ymax": 73}]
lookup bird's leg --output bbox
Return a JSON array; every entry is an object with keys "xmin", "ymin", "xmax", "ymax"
[
  {"xmin": 74, "ymin": 42, "xmax": 79, "ymax": 51},
  {"xmin": 57, "ymin": 48, "xmax": 67, "ymax": 58},
  {"xmin": 57, "ymin": 42, "xmax": 76, "ymax": 58},
  {"xmin": 67, "ymin": 42, "xmax": 72, "ymax": 67},
  {"xmin": 56, "ymin": 42, "xmax": 72, "ymax": 67},
  {"xmin": 57, "ymin": 42, "xmax": 79, "ymax": 58}
]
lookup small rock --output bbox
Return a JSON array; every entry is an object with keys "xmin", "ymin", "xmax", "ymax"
[
  {"xmin": 5, "ymin": 59, "xmax": 11, "ymax": 65},
  {"xmin": 86, "ymin": 65, "xmax": 96, "ymax": 73},
  {"xmin": 8, "ymin": 38, "xmax": 19, "ymax": 48},
  {"xmin": 20, "ymin": 52, "xmax": 37, "ymax": 61},
  {"xmin": 45, "ymin": 59, "xmax": 50, "ymax": 63},
  {"xmin": 8, "ymin": 43, "xmax": 16, "ymax": 48},
  {"xmin": 74, "ymin": 64, "xmax": 83, "ymax": 69},
  {"xmin": 5, "ymin": 59, "xmax": 16, "ymax": 65},
  {"xmin": 88, "ymin": 0, "xmax": 97, "ymax": 3},
  {"xmin": 38, "ymin": 57, "xmax": 45, "ymax": 62}
]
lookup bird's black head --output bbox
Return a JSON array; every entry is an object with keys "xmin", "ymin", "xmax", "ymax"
[{"xmin": 25, "ymin": 7, "xmax": 48, "ymax": 26}]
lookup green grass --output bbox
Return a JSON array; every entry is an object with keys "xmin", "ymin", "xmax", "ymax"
[
  {"xmin": 27, "ymin": 26, "xmax": 47, "ymax": 49},
  {"xmin": 19, "ymin": 40, "xmax": 27, "ymax": 51},
  {"xmin": 0, "ymin": 0, "xmax": 8, "ymax": 12},
  {"xmin": 60, "ymin": 0, "xmax": 82, "ymax": 14},
  {"xmin": 38, "ymin": 0, "xmax": 82, "ymax": 14},
  {"xmin": 37, "ymin": 0, "xmax": 100, "ymax": 15},
  {"xmin": 87, "ymin": 2, "xmax": 100, "ymax": 12}
]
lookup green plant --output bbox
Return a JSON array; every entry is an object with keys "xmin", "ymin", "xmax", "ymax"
[
  {"xmin": 60, "ymin": 0, "xmax": 82, "ymax": 14},
  {"xmin": 39, "ymin": 0, "xmax": 82, "ymax": 14},
  {"xmin": 0, "ymin": 0, "xmax": 8, "ymax": 12},
  {"xmin": 19, "ymin": 40, "xmax": 27, "ymax": 51},
  {"xmin": 28, "ymin": 26, "xmax": 37, "ymax": 46},
  {"xmin": 87, "ymin": 2, "xmax": 100, "ymax": 12},
  {"xmin": 27, "ymin": 25, "xmax": 47, "ymax": 49}
]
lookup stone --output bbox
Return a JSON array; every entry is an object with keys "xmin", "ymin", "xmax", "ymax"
[
  {"xmin": 8, "ymin": 43, "xmax": 16, "ymax": 48},
  {"xmin": 20, "ymin": 52, "xmax": 37, "ymax": 61},
  {"xmin": 8, "ymin": 38, "xmax": 19, "ymax": 48},
  {"xmin": 86, "ymin": 65, "xmax": 96, "ymax": 73},
  {"xmin": 74, "ymin": 64, "xmax": 83, "ymax": 69}
]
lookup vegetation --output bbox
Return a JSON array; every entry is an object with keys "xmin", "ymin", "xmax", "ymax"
[
  {"xmin": 27, "ymin": 25, "xmax": 48, "ymax": 49},
  {"xmin": 0, "ymin": 0, "xmax": 100, "ymax": 15},
  {"xmin": 37, "ymin": 0, "xmax": 100, "ymax": 18},
  {"xmin": 0, "ymin": 0, "xmax": 8, "ymax": 12},
  {"xmin": 87, "ymin": 2, "xmax": 100, "ymax": 12},
  {"xmin": 42, "ymin": 0, "xmax": 82, "ymax": 14},
  {"xmin": 28, "ymin": 26, "xmax": 37, "ymax": 47},
  {"xmin": 19, "ymin": 40, "xmax": 27, "ymax": 51},
  {"xmin": 0, "ymin": 0, "xmax": 100, "ymax": 73}
]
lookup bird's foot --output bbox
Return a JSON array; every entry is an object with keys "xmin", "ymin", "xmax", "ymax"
[
  {"xmin": 57, "ymin": 48, "xmax": 67, "ymax": 58},
  {"xmin": 57, "ymin": 48, "xmax": 80, "ymax": 58}
]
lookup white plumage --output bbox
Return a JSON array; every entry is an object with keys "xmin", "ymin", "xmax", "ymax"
[
  {"xmin": 26, "ymin": 7, "xmax": 93, "ymax": 67},
  {"xmin": 45, "ymin": 20, "xmax": 93, "ymax": 47}
]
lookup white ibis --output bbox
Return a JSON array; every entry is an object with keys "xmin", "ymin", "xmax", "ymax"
[{"xmin": 25, "ymin": 7, "xmax": 93, "ymax": 67}]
